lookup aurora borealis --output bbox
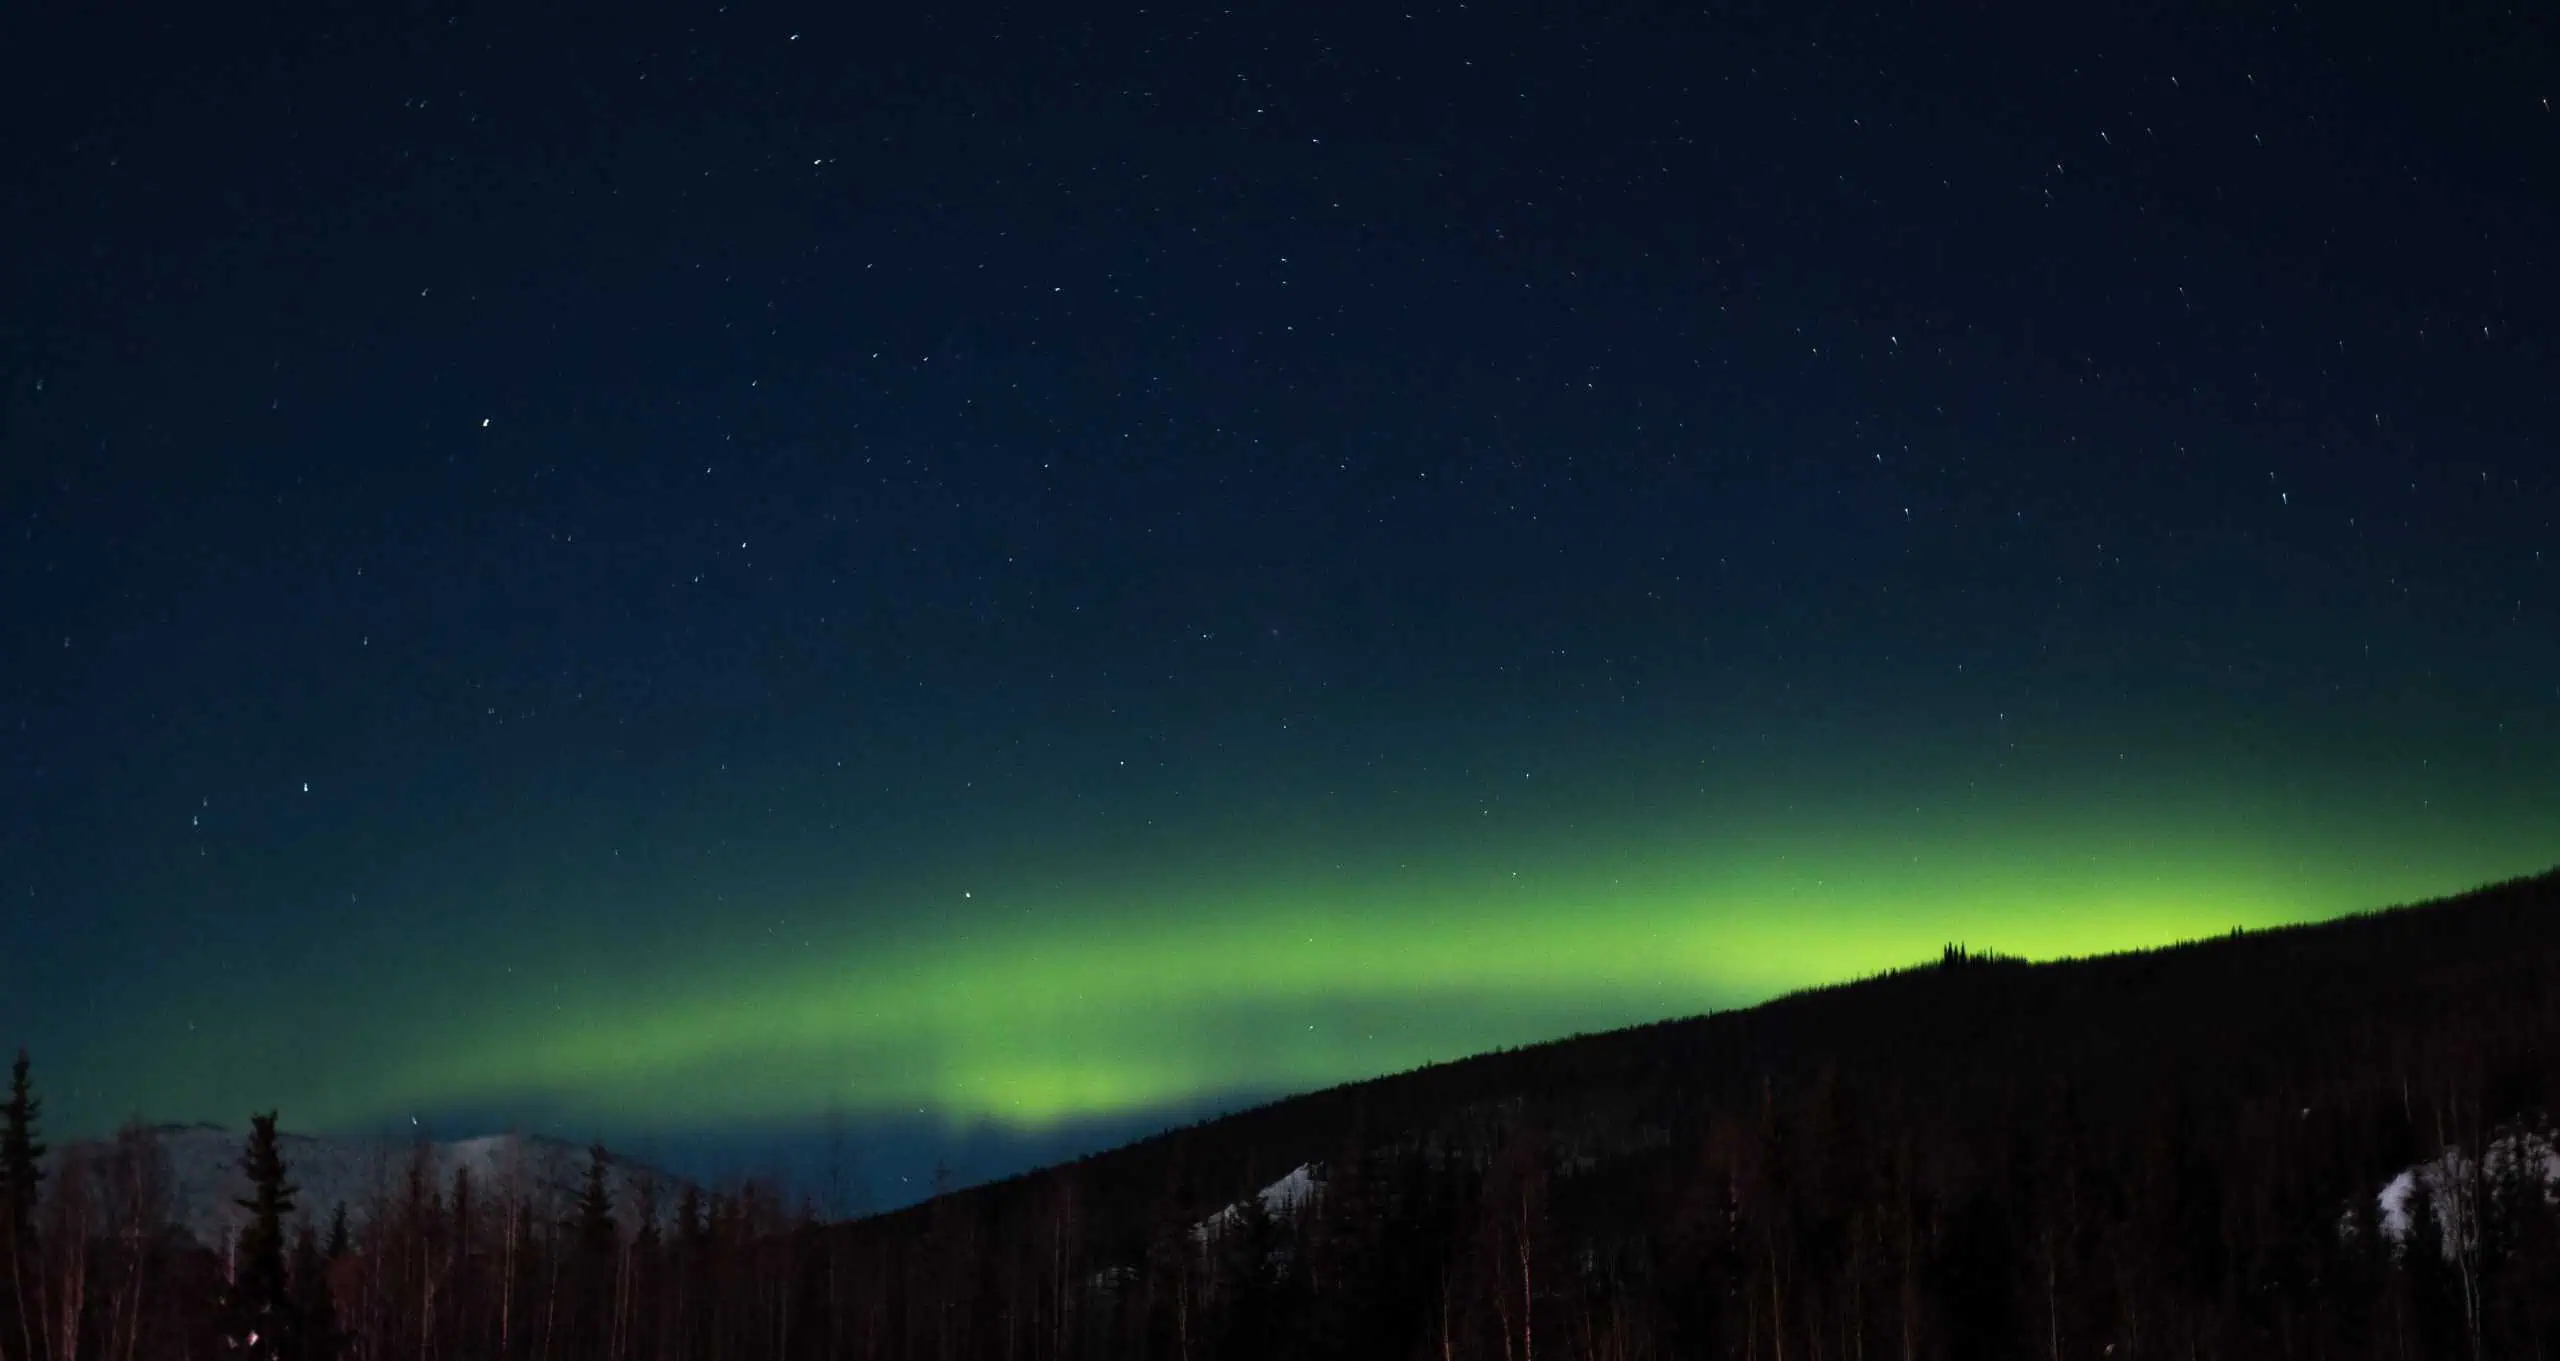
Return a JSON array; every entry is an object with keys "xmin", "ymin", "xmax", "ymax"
[{"xmin": 3, "ymin": 0, "xmax": 2556, "ymax": 1193}]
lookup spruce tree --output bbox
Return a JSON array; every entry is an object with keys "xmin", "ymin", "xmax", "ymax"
[
  {"xmin": 568, "ymin": 1145, "xmax": 618, "ymax": 1357},
  {"xmin": 631, "ymin": 1176, "xmax": 661, "ymax": 1254},
  {"xmin": 450, "ymin": 1166, "xmax": 473, "ymax": 1245},
  {"xmin": 2, "ymin": 1050, "xmax": 44, "ymax": 1361},
  {"xmin": 573, "ymin": 1144, "xmax": 616, "ymax": 1259},
  {"xmin": 1213, "ymin": 1180, "xmax": 1283, "ymax": 1361},
  {"xmin": 288, "ymin": 1223, "xmax": 342, "ymax": 1361},
  {"xmin": 222, "ymin": 1112, "xmax": 299, "ymax": 1361},
  {"xmin": 674, "ymin": 1183, "xmax": 704, "ymax": 1249},
  {"xmin": 629, "ymin": 1178, "xmax": 662, "ymax": 1361},
  {"xmin": 323, "ymin": 1203, "xmax": 349, "ymax": 1262}
]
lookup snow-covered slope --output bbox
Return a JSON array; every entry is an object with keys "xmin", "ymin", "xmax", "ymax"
[
  {"xmin": 1194, "ymin": 1163, "xmax": 1321, "ymax": 1241},
  {"xmin": 57, "ymin": 1124, "xmax": 682, "ymax": 1251},
  {"xmin": 2353, "ymin": 1125, "xmax": 2560, "ymax": 1258}
]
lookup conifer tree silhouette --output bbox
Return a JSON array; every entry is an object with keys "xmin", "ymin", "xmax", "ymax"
[
  {"xmin": 2, "ymin": 1051, "xmax": 44, "ymax": 1361},
  {"xmin": 288, "ymin": 1223, "xmax": 341, "ymax": 1361},
  {"xmin": 221, "ymin": 1113, "xmax": 298, "ymax": 1361}
]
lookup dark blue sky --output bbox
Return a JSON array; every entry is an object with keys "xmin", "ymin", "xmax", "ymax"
[{"xmin": 3, "ymin": 0, "xmax": 2554, "ymax": 1204}]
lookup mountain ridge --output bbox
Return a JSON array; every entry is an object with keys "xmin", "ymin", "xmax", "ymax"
[
  {"xmin": 873, "ymin": 866, "xmax": 2560, "ymax": 1227},
  {"xmin": 45, "ymin": 1124, "xmax": 688, "ymax": 1252}
]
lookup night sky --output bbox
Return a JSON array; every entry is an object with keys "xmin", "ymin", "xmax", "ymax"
[{"xmin": 4, "ymin": 0, "xmax": 2555, "ymax": 1193}]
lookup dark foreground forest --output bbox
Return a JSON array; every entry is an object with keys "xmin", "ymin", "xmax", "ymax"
[{"xmin": 8, "ymin": 869, "xmax": 2560, "ymax": 1361}]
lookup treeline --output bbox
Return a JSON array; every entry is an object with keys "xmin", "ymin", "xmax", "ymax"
[
  {"xmin": 5, "ymin": 868, "xmax": 2560, "ymax": 1359},
  {"xmin": 0, "ymin": 1059, "xmax": 843, "ymax": 1361}
]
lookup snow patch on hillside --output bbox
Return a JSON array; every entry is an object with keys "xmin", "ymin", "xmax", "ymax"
[
  {"xmin": 2359, "ymin": 1127, "xmax": 2560, "ymax": 1256},
  {"xmin": 1194, "ymin": 1163, "xmax": 1320, "ymax": 1242}
]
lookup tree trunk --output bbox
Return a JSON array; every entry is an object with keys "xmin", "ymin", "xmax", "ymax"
[
  {"xmin": 9, "ymin": 1220, "xmax": 43, "ymax": 1361},
  {"xmin": 1768, "ymin": 1229, "xmax": 1786, "ymax": 1361},
  {"xmin": 1517, "ymin": 1194, "xmax": 1537, "ymax": 1361}
]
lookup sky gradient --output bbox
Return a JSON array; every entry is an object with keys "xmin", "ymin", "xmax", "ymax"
[{"xmin": 3, "ymin": 0, "xmax": 2555, "ymax": 1191}]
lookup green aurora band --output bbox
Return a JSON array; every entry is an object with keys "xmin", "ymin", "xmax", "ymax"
[
  {"xmin": 373, "ymin": 849, "xmax": 2555, "ymax": 1129},
  {"xmin": 73, "ymin": 742, "xmax": 2556, "ymax": 1138}
]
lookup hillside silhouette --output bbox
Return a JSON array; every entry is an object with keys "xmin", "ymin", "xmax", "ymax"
[
  {"xmin": 825, "ymin": 867, "xmax": 2560, "ymax": 1359},
  {"xmin": 8, "ymin": 867, "xmax": 2560, "ymax": 1359}
]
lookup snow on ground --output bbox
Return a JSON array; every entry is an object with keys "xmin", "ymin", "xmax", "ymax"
[
  {"xmin": 2364, "ymin": 1127, "xmax": 2560, "ymax": 1255},
  {"xmin": 1194, "ymin": 1163, "xmax": 1321, "ymax": 1242}
]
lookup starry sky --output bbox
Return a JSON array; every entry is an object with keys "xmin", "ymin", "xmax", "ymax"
[{"xmin": 2, "ymin": 0, "xmax": 2555, "ymax": 1194}]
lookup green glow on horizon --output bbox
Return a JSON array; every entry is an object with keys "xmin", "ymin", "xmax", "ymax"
[
  {"xmin": 289, "ymin": 799, "xmax": 2553, "ymax": 1132},
  {"xmin": 49, "ymin": 729, "xmax": 2556, "ymax": 1140}
]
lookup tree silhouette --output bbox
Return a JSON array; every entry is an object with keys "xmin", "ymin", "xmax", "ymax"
[
  {"xmin": 573, "ymin": 1144, "xmax": 616, "ymax": 1261},
  {"xmin": 1, "ymin": 1051, "xmax": 43, "ymax": 1361},
  {"xmin": 2, "ymin": 871, "xmax": 2559, "ymax": 1359},
  {"xmin": 219, "ymin": 1113, "xmax": 297, "ymax": 1361},
  {"xmin": 287, "ymin": 1224, "xmax": 341, "ymax": 1361}
]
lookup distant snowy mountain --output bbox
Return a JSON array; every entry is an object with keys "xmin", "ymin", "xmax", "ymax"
[{"xmin": 53, "ymin": 1123, "xmax": 685, "ymax": 1251}]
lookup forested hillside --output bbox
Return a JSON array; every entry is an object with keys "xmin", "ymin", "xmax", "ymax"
[
  {"xmin": 823, "ymin": 867, "xmax": 2560, "ymax": 1360},
  {"xmin": 6, "ymin": 868, "xmax": 2558, "ymax": 1359}
]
